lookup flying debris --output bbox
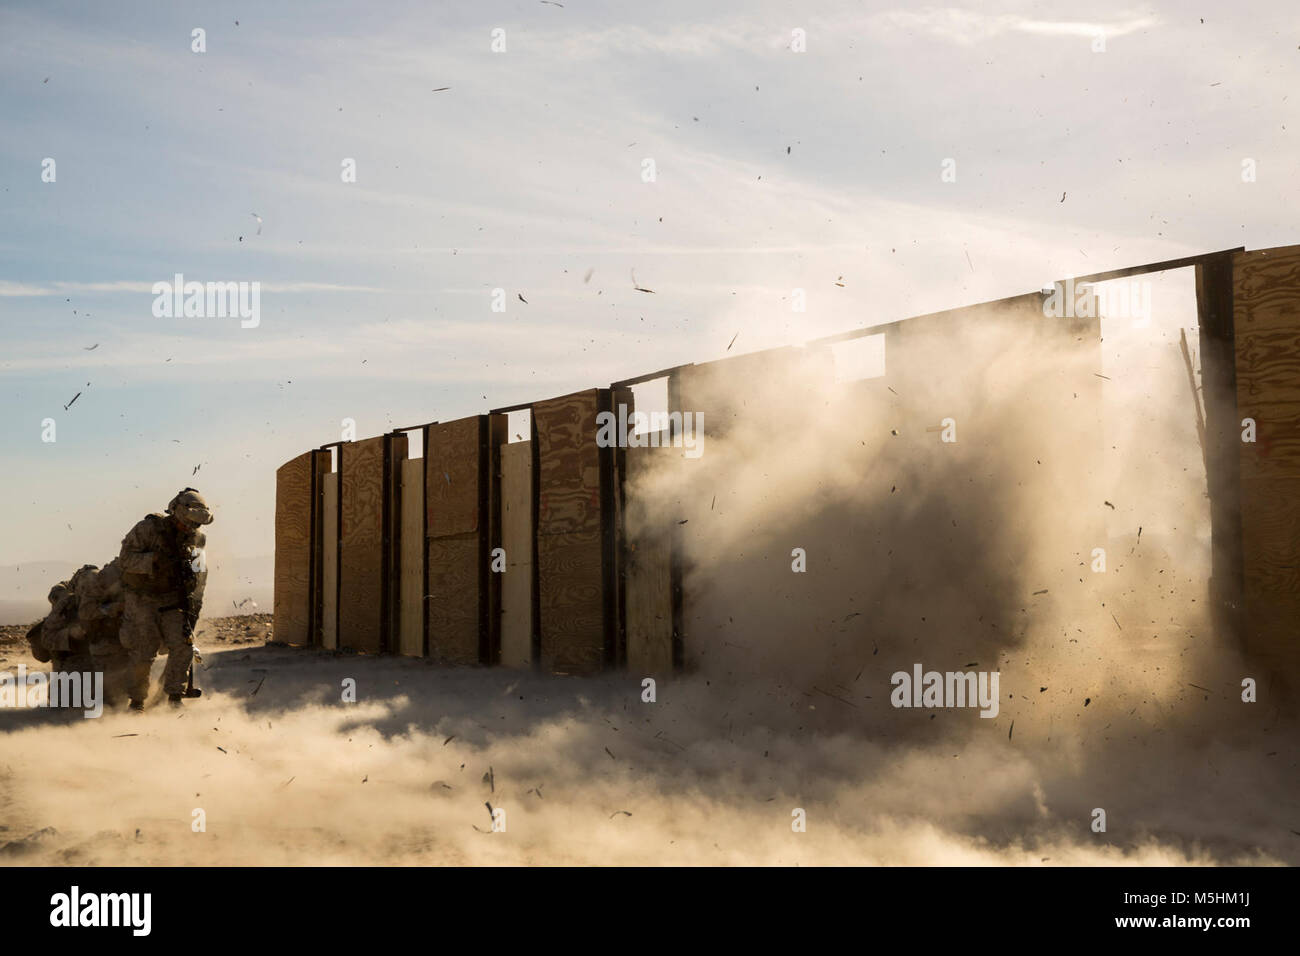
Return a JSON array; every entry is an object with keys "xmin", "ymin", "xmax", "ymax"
[
  {"xmin": 431, "ymin": 87, "xmax": 451, "ymax": 92},
  {"xmin": 518, "ymin": 293, "xmax": 528, "ymax": 304},
  {"xmin": 64, "ymin": 391, "xmax": 81, "ymax": 410},
  {"xmin": 726, "ymin": 331, "xmax": 739, "ymax": 351},
  {"xmin": 251, "ymin": 213, "xmax": 262, "ymax": 235},
  {"xmin": 83, "ymin": 343, "xmax": 99, "ymax": 350},
  {"xmin": 631, "ymin": 269, "xmax": 655, "ymax": 293}
]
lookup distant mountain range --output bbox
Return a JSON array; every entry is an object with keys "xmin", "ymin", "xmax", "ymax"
[{"xmin": 0, "ymin": 555, "xmax": 274, "ymax": 625}]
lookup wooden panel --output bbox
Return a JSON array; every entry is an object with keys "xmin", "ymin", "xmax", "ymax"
[
  {"xmin": 1233, "ymin": 245, "xmax": 1300, "ymax": 680},
  {"xmin": 427, "ymin": 532, "xmax": 479, "ymax": 664},
  {"xmin": 624, "ymin": 445, "xmax": 674, "ymax": 675},
  {"xmin": 1243, "ymin": 593, "xmax": 1300, "ymax": 673},
  {"xmin": 308, "ymin": 450, "xmax": 328, "ymax": 646},
  {"xmin": 399, "ymin": 457, "xmax": 424, "ymax": 657},
  {"xmin": 1237, "ymin": 325, "xmax": 1300, "ymax": 480},
  {"xmin": 535, "ymin": 389, "xmax": 611, "ymax": 674},
  {"xmin": 500, "ymin": 441, "xmax": 534, "ymax": 668},
  {"xmin": 320, "ymin": 471, "xmax": 338, "ymax": 650},
  {"xmin": 424, "ymin": 416, "xmax": 489, "ymax": 664},
  {"xmin": 273, "ymin": 451, "xmax": 316, "ymax": 646},
  {"xmin": 339, "ymin": 436, "xmax": 385, "ymax": 654},
  {"xmin": 538, "ymin": 530, "xmax": 605, "ymax": 675},
  {"xmin": 486, "ymin": 414, "xmax": 507, "ymax": 664},
  {"xmin": 1241, "ymin": 476, "xmax": 1300, "ymax": 595},
  {"xmin": 1234, "ymin": 246, "xmax": 1300, "ymax": 334},
  {"xmin": 385, "ymin": 433, "xmax": 408, "ymax": 654},
  {"xmin": 611, "ymin": 385, "xmax": 633, "ymax": 668},
  {"xmin": 535, "ymin": 389, "xmax": 602, "ymax": 535},
  {"xmin": 426, "ymin": 417, "xmax": 482, "ymax": 537}
]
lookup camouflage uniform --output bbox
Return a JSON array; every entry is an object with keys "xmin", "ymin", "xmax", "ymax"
[
  {"xmin": 118, "ymin": 489, "xmax": 211, "ymax": 706},
  {"xmin": 38, "ymin": 569, "xmax": 97, "ymax": 672},
  {"xmin": 25, "ymin": 619, "xmax": 49, "ymax": 663},
  {"xmin": 78, "ymin": 559, "xmax": 129, "ymax": 703}
]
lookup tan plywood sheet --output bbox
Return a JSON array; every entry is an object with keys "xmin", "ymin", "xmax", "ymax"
[
  {"xmin": 500, "ymin": 440, "xmax": 534, "ymax": 668},
  {"xmin": 426, "ymin": 417, "xmax": 482, "ymax": 537},
  {"xmin": 273, "ymin": 451, "xmax": 316, "ymax": 646},
  {"xmin": 427, "ymin": 532, "xmax": 480, "ymax": 664},
  {"xmin": 1234, "ymin": 246, "xmax": 1300, "ymax": 335},
  {"xmin": 1233, "ymin": 245, "xmax": 1300, "ymax": 677},
  {"xmin": 400, "ymin": 456, "xmax": 425, "ymax": 656},
  {"xmin": 339, "ymin": 436, "xmax": 385, "ymax": 653},
  {"xmin": 1236, "ymin": 324, "xmax": 1300, "ymax": 481},
  {"xmin": 535, "ymin": 389, "xmax": 602, "ymax": 535},
  {"xmin": 1240, "ymin": 475, "xmax": 1300, "ymax": 595},
  {"xmin": 321, "ymin": 471, "xmax": 339, "ymax": 650},
  {"xmin": 538, "ymin": 530, "xmax": 604, "ymax": 675}
]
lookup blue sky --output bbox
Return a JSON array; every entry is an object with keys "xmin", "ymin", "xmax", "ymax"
[{"xmin": 1, "ymin": 0, "xmax": 1297, "ymax": 576}]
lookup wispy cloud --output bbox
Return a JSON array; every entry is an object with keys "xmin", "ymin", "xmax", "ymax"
[
  {"xmin": 874, "ymin": 8, "xmax": 1158, "ymax": 45},
  {"xmin": 0, "ymin": 280, "xmax": 386, "ymax": 297}
]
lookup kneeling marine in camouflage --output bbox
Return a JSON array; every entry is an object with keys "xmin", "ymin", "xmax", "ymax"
[{"xmin": 118, "ymin": 488, "xmax": 212, "ymax": 709}]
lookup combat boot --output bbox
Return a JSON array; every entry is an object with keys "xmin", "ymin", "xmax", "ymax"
[{"xmin": 168, "ymin": 693, "xmax": 183, "ymax": 707}]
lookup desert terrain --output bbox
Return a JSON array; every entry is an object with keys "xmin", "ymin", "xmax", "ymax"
[{"xmin": 0, "ymin": 606, "xmax": 1294, "ymax": 866}]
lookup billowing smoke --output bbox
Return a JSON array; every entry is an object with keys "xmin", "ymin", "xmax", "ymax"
[{"xmin": 0, "ymin": 295, "xmax": 1293, "ymax": 866}]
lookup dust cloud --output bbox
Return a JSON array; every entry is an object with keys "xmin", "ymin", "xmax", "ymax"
[{"xmin": 1, "ymin": 297, "xmax": 1294, "ymax": 866}]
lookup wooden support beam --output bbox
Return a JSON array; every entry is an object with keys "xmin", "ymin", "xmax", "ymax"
[
  {"xmin": 1179, "ymin": 328, "xmax": 1209, "ymax": 474},
  {"xmin": 611, "ymin": 364, "xmax": 694, "ymax": 389},
  {"xmin": 489, "ymin": 401, "xmax": 535, "ymax": 415},
  {"xmin": 1196, "ymin": 252, "xmax": 1245, "ymax": 648},
  {"xmin": 1063, "ymin": 247, "xmax": 1244, "ymax": 286}
]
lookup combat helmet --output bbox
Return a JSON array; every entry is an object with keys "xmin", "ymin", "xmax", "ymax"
[{"xmin": 167, "ymin": 487, "xmax": 214, "ymax": 527}]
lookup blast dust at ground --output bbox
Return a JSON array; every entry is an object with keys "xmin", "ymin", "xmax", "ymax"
[{"xmin": 0, "ymin": 607, "xmax": 1293, "ymax": 866}]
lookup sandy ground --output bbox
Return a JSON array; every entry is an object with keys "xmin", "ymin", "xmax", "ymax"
[{"xmin": 0, "ymin": 613, "xmax": 1295, "ymax": 866}]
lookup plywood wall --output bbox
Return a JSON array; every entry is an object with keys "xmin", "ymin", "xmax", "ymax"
[
  {"xmin": 535, "ymin": 388, "xmax": 611, "ymax": 674},
  {"xmin": 320, "ymin": 470, "xmax": 339, "ymax": 650},
  {"xmin": 399, "ymin": 456, "xmax": 425, "ymax": 656},
  {"xmin": 426, "ymin": 417, "xmax": 486, "ymax": 664},
  {"xmin": 277, "ymin": 275, "xmax": 1112, "ymax": 680},
  {"xmin": 339, "ymin": 436, "xmax": 388, "ymax": 654},
  {"xmin": 500, "ymin": 440, "xmax": 534, "ymax": 668},
  {"xmin": 273, "ymin": 450, "xmax": 321, "ymax": 646},
  {"xmin": 1233, "ymin": 245, "xmax": 1300, "ymax": 679}
]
